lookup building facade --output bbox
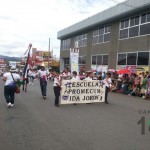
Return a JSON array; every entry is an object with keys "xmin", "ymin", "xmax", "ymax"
[{"xmin": 57, "ymin": 0, "xmax": 150, "ymax": 72}]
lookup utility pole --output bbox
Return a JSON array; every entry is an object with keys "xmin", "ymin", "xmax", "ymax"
[{"xmin": 48, "ymin": 38, "xmax": 50, "ymax": 69}]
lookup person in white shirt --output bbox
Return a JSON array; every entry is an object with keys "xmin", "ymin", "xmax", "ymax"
[
  {"xmin": 62, "ymin": 67, "xmax": 71, "ymax": 80},
  {"xmin": 53, "ymin": 71, "xmax": 61, "ymax": 107},
  {"xmin": 36, "ymin": 65, "xmax": 49, "ymax": 99},
  {"xmin": 2, "ymin": 67, "xmax": 20, "ymax": 108},
  {"xmin": 28, "ymin": 68, "xmax": 35, "ymax": 85},
  {"xmin": 84, "ymin": 71, "xmax": 93, "ymax": 80},
  {"xmin": 104, "ymin": 73, "xmax": 112, "ymax": 104},
  {"xmin": 71, "ymin": 71, "xmax": 80, "ymax": 80}
]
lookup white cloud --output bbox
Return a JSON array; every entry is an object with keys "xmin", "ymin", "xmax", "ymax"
[{"xmin": 0, "ymin": 0, "xmax": 125, "ymax": 57}]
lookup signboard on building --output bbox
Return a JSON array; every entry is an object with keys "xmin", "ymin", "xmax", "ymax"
[
  {"xmin": 60, "ymin": 80, "xmax": 105, "ymax": 104},
  {"xmin": 43, "ymin": 51, "xmax": 51, "ymax": 61},
  {"xmin": 70, "ymin": 48, "xmax": 79, "ymax": 74}
]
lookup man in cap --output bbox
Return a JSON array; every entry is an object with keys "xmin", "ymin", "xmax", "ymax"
[{"xmin": 36, "ymin": 63, "xmax": 49, "ymax": 99}]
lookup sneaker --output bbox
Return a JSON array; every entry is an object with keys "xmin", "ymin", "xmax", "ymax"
[
  {"xmin": 11, "ymin": 104, "xmax": 14, "ymax": 107},
  {"xmin": 43, "ymin": 96, "xmax": 46, "ymax": 99},
  {"xmin": 7, "ymin": 102, "xmax": 11, "ymax": 108}
]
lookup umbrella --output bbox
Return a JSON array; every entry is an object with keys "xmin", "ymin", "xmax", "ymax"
[
  {"xmin": 117, "ymin": 69, "xmax": 131, "ymax": 74},
  {"xmin": 108, "ymin": 69, "xmax": 116, "ymax": 72}
]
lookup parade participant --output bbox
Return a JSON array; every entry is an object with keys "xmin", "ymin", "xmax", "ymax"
[
  {"xmin": 71, "ymin": 71, "xmax": 80, "ymax": 80},
  {"xmin": 104, "ymin": 73, "xmax": 112, "ymax": 104},
  {"xmin": 22, "ymin": 69, "xmax": 29, "ymax": 92},
  {"xmin": 53, "ymin": 71, "xmax": 61, "ymax": 107},
  {"xmin": 2, "ymin": 66, "xmax": 20, "ymax": 108},
  {"xmin": 84, "ymin": 71, "xmax": 93, "ymax": 80},
  {"xmin": 97, "ymin": 72, "xmax": 102, "ymax": 80},
  {"xmin": 28, "ymin": 68, "xmax": 35, "ymax": 85},
  {"xmin": 62, "ymin": 67, "xmax": 71, "ymax": 80},
  {"xmin": 36, "ymin": 63, "xmax": 49, "ymax": 99}
]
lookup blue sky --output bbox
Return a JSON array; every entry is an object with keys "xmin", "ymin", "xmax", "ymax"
[{"xmin": 0, "ymin": 0, "xmax": 125, "ymax": 58}]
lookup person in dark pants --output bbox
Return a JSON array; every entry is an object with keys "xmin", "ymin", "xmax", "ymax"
[
  {"xmin": 2, "ymin": 67, "xmax": 20, "ymax": 108},
  {"xmin": 53, "ymin": 71, "xmax": 61, "ymax": 107},
  {"xmin": 36, "ymin": 64, "xmax": 49, "ymax": 99},
  {"xmin": 104, "ymin": 73, "xmax": 112, "ymax": 104}
]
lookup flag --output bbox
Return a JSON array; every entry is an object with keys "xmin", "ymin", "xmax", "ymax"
[{"xmin": 23, "ymin": 44, "xmax": 32, "ymax": 79}]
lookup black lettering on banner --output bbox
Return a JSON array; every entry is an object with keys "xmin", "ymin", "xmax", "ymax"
[
  {"xmin": 86, "ymin": 89, "xmax": 89, "ymax": 94},
  {"xmin": 97, "ymin": 89, "xmax": 101, "ymax": 93},
  {"xmin": 72, "ymin": 82, "xmax": 76, "ymax": 87},
  {"xmin": 70, "ymin": 96, "xmax": 80, "ymax": 101},
  {"xmin": 81, "ymin": 89, "xmax": 85, "ymax": 94}
]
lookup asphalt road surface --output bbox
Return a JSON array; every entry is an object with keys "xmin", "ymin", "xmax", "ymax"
[{"xmin": 0, "ymin": 79, "xmax": 150, "ymax": 150}]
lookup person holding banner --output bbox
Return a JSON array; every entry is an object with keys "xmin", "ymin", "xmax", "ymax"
[
  {"xmin": 72, "ymin": 71, "xmax": 80, "ymax": 80},
  {"xmin": 84, "ymin": 71, "xmax": 93, "ymax": 80},
  {"xmin": 53, "ymin": 71, "xmax": 61, "ymax": 107},
  {"xmin": 104, "ymin": 73, "xmax": 112, "ymax": 104},
  {"xmin": 62, "ymin": 67, "xmax": 71, "ymax": 80}
]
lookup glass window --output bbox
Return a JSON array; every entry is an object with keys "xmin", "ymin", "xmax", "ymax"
[
  {"xmin": 130, "ymin": 18, "xmax": 134, "ymax": 27},
  {"xmin": 97, "ymin": 55, "xmax": 102, "ymax": 65},
  {"xmin": 79, "ymin": 57, "xmax": 82, "ymax": 64},
  {"xmin": 82, "ymin": 56, "xmax": 86, "ymax": 64},
  {"xmin": 93, "ymin": 30, "xmax": 99, "ymax": 36},
  {"xmin": 135, "ymin": 16, "xmax": 139, "ymax": 25},
  {"xmin": 140, "ymin": 23, "xmax": 150, "ymax": 35},
  {"xmin": 102, "ymin": 55, "xmax": 108, "ymax": 65},
  {"xmin": 99, "ymin": 28, "xmax": 104, "ymax": 34},
  {"xmin": 105, "ymin": 26, "xmax": 110, "ymax": 33},
  {"xmin": 121, "ymin": 21, "xmax": 124, "ymax": 29},
  {"xmin": 92, "ymin": 56, "xmax": 97, "ymax": 65},
  {"xmin": 137, "ymin": 52, "xmax": 149, "ymax": 65},
  {"xmin": 104, "ymin": 33, "xmax": 110, "ymax": 42},
  {"xmin": 147, "ymin": 13, "xmax": 150, "ymax": 22},
  {"xmin": 125, "ymin": 20, "xmax": 129, "ymax": 28},
  {"xmin": 118, "ymin": 54, "xmax": 126, "ymax": 65},
  {"xmin": 129, "ymin": 26, "xmax": 139, "ymax": 37},
  {"xmin": 93, "ymin": 36, "xmax": 98, "ymax": 44},
  {"xmin": 120, "ymin": 29, "xmax": 128, "ymax": 39},
  {"xmin": 98, "ymin": 35, "xmax": 103, "ymax": 43},
  {"xmin": 127, "ymin": 53, "xmax": 137, "ymax": 65},
  {"xmin": 141, "ymin": 14, "xmax": 146, "ymax": 24}
]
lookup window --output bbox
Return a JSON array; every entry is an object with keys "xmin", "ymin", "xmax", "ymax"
[
  {"xmin": 75, "ymin": 33, "xmax": 87, "ymax": 47},
  {"xmin": 93, "ymin": 26, "xmax": 110, "ymax": 44},
  {"xmin": 92, "ymin": 56, "xmax": 97, "ymax": 65},
  {"xmin": 129, "ymin": 26, "xmax": 139, "ymax": 37},
  {"xmin": 79, "ymin": 56, "xmax": 86, "ymax": 64},
  {"xmin": 127, "ymin": 53, "xmax": 137, "ymax": 65},
  {"xmin": 97, "ymin": 55, "xmax": 102, "ymax": 65},
  {"xmin": 118, "ymin": 53, "xmax": 126, "ymax": 65},
  {"xmin": 141, "ymin": 13, "xmax": 150, "ymax": 24},
  {"xmin": 130, "ymin": 16, "xmax": 139, "ymax": 26},
  {"xmin": 62, "ymin": 39, "xmax": 70, "ymax": 50},
  {"xmin": 64, "ymin": 58, "xmax": 70, "ymax": 68},
  {"xmin": 140, "ymin": 23, "xmax": 150, "ymax": 35},
  {"xmin": 137, "ymin": 52, "xmax": 149, "ymax": 65},
  {"xmin": 120, "ymin": 29, "xmax": 128, "ymax": 39},
  {"xmin": 102, "ymin": 55, "xmax": 108, "ymax": 65},
  {"xmin": 92, "ymin": 55, "xmax": 108, "ymax": 67}
]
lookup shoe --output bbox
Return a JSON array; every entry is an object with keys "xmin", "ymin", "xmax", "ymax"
[
  {"xmin": 105, "ymin": 101, "xmax": 109, "ymax": 104},
  {"xmin": 7, "ymin": 102, "xmax": 11, "ymax": 108},
  {"xmin": 55, "ymin": 105, "xmax": 60, "ymax": 107},
  {"xmin": 11, "ymin": 104, "xmax": 14, "ymax": 107},
  {"xmin": 43, "ymin": 96, "xmax": 46, "ymax": 99}
]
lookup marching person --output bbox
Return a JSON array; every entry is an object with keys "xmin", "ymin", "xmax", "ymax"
[
  {"xmin": 53, "ymin": 71, "xmax": 61, "ymax": 107},
  {"xmin": 62, "ymin": 67, "xmax": 71, "ymax": 80},
  {"xmin": 104, "ymin": 73, "xmax": 112, "ymax": 104},
  {"xmin": 36, "ymin": 63, "xmax": 49, "ymax": 99},
  {"xmin": 2, "ymin": 66, "xmax": 20, "ymax": 108}
]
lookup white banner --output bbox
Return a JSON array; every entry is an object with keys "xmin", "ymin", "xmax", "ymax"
[
  {"xmin": 60, "ymin": 80, "xmax": 105, "ymax": 104},
  {"xmin": 70, "ymin": 48, "xmax": 79, "ymax": 74}
]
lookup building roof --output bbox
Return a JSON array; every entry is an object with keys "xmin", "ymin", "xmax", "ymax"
[{"xmin": 57, "ymin": 0, "xmax": 150, "ymax": 39}]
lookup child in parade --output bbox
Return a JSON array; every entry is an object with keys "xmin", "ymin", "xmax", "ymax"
[
  {"xmin": 104, "ymin": 73, "xmax": 112, "ymax": 104},
  {"xmin": 53, "ymin": 71, "xmax": 61, "ymax": 107}
]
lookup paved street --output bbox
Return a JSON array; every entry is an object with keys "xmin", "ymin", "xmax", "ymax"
[{"xmin": 0, "ymin": 79, "xmax": 150, "ymax": 150}]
